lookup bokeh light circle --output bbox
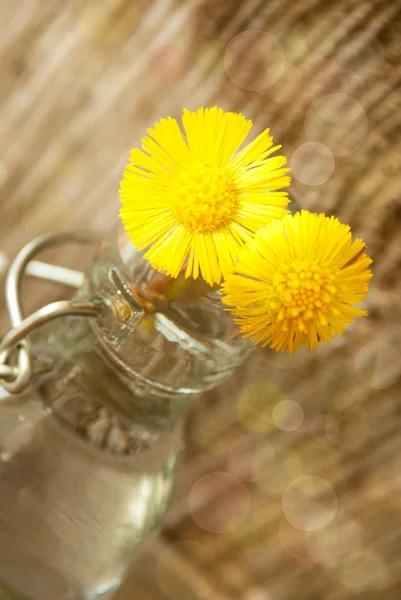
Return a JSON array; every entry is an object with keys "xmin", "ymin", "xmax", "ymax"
[
  {"xmin": 237, "ymin": 382, "xmax": 284, "ymax": 433},
  {"xmin": 228, "ymin": 434, "xmax": 276, "ymax": 482},
  {"xmin": 311, "ymin": 517, "xmax": 370, "ymax": 569},
  {"xmin": 304, "ymin": 93, "xmax": 368, "ymax": 157},
  {"xmin": 354, "ymin": 340, "xmax": 401, "ymax": 390},
  {"xmin": 272, "ymin": 400, "xmax": 304, "ymax": 431},
  {"xmin": 257, "ymin": 439, "xmax": 339, "ymax": 497},
  {"xmin": 188, "ymin": 472, "xmax": 250, "ymax": 533},
  {"xmin": 318, "ymin": 520, "xmax": 391, "ymax": 593},
  {"xmin": 282, "ymin": 476, "xmax": 337, "ymax": 531},
  {"xmin": 156, "ymin": 541, "xmax": 216, "ymax": 600},
  {"xmin": 309, "ymin": 414, "xmax": 339, "ymax": 443},
  {"xmin": 291, "ymin": 142, "xmax": 335, "ymax": 186},
  {"xmin": 225, "ymin": 30, "xmax": 286, "ymax": 91}
]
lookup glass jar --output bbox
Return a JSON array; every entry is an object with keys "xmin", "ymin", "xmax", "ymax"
[{"xmin": 0, "ymin": 232, "xmax": 251, "ymax": 600}]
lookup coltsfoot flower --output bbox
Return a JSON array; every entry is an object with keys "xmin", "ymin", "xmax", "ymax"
[
  {"xmin": 221, "ymin": 210, "xmax": 373, "ymax": 353},
  {"xmin": 119, "ymin": 107, "xmax": 291, "ymax": 285}
]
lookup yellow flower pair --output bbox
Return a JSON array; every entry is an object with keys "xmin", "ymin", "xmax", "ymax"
[{"xmin": 119, "ymin": 107, "xmax": 372, "ymax": 353}]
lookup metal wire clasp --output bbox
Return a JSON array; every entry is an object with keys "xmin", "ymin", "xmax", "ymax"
[{"xmin": 0, "ymin": 231, "xmax": 103, "ymax": 394}]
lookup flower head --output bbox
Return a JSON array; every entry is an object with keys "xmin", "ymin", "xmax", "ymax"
[
  {"xmin": 119, "ymin": 107, "xmax": 291, "ymax": 285},
  {"xmin": 221, "ymin": 210, "xmax": 373, "ymax": 353}
]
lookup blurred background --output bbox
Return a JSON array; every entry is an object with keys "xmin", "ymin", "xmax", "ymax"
[{"xmin": 1, "ymin": 0, "xmax": 401, "ymax": 598}]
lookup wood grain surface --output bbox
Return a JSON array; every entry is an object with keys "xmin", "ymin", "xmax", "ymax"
[{"xmin": 1, "ymin": 1, "xmax": 401, "ymax": 599}]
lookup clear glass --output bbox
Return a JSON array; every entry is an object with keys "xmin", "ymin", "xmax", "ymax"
[{"xmin": 0, "ymin": 235, "xmax": 251, "ymax": 600}]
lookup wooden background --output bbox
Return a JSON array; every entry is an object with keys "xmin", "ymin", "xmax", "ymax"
[{"xmin": 1, "ymin": 0, "xmax": 401, "ymax": 598}]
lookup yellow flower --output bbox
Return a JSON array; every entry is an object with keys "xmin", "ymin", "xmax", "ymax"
[
  {"xmin": 119, "ymin": 107, "xmax": 291, "ymax": 285},
  {"xmin": 221, "ymin": 210, "xmax": 373, "ymax": 353}
]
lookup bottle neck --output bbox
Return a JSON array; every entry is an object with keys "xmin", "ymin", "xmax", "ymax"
[
  {"xmin": 33, "ymin": 311, "xmax": 194, "ymax": 448},
  {"xmin": 30, "ymin": 230, "xmax": 250, "ymax": 448},
  {"xmin": 29, "ymin": 240, "xmax": 195, "ymax": 449}
]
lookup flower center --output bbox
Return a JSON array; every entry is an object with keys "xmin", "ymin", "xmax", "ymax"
[
  {"xmin": 270, "ymin": 262, "xmax": 339, "ymax": 332},
  {"xmin": 170, "ymin": 162, "xmax": 237, "ymax": 233}
]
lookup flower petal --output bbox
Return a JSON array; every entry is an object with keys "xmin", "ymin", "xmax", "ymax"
[{"xmin": 182, "ymin": 107, "xmax": 252, "ymax": 166}]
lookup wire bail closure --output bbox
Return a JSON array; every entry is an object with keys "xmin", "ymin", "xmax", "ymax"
[{"xmin": 0, "ymin": 231, "xmax": 103, "ymax": 394}]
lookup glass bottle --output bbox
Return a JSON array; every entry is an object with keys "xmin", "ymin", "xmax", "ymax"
[{"xmin": 0, "ymin": 230, "xmax": 251, "ymax": 600}]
